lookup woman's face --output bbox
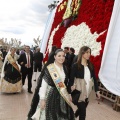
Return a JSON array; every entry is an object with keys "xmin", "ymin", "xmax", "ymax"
[
  {"xmin": 54, "ymin": 51, "xmax": 65, "ymax": 64},
  {"xmin": 82, "ymin": 49, "xmax": 91, "ymax": 60},
  {"xmin": 10, "ymin": 48, "xmax": 16, "ymax": 54}
]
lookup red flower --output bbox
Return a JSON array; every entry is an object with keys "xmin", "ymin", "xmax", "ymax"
[{"xmin": 44, "ymin": 0, "xmax": 114, "ymax": 78}]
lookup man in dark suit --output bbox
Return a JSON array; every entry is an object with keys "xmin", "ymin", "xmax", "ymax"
[
  {"xmin": 72, "ymin": 55, "xmax": 78, "ymax": 64},
  {"xmin": 68, "ymin": 47, "xmax": 75, "ymax": 68},
  {"xmin": 64, "ymin": 47, "xmax": 70, "ymax": 67},
  {"xmin": 33, "ymin": 47, "xmax": 43, "ymax": 81},
  {"xmin": 18, "ymin": 45, "xmax": 33, "ymax": 93}
]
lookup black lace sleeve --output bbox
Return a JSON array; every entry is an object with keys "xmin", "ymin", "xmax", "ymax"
[
  {"xmin": 27, "ymin": 70, "xmax": 44, "ymax": 119},
  {"xmin": 27, "ymin": 66, "xmax": 55, "ymax": 119}
]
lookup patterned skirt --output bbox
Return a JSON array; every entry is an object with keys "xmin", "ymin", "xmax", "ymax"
[
  {"xmin": 0, "ymin": 78, "xmax": 22, "ymax": 93},
  {"xmin": 32, "ymin": 85, "xmax": 75, "ymax": 120}
]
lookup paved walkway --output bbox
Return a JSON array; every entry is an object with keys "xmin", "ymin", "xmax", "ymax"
[{"xmin": 0, "ymin": 79, "xmax": 120, "ymax": 120}]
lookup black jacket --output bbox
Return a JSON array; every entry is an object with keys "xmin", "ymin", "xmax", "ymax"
[
  {"xmin": 33, "ymin": 51, "xmax": 43, "ymax": 64},
  {"xmin": 68, "ymin": 63, "xmax": 99, "ymax": 93},
  {"xmin": 68, "ymin": 53, "xmax": 75, "ymax": 68},
  {"xmin": 18, "ymin": 52, "xmax": 33, "ymax": 72}
]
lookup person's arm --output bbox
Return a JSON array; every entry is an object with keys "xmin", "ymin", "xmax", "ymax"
[
  {"xmin": 38, "ymin": 78, "xmax": 48, "ymax": 99},
  {"xmin": 92, "ymin": 67, "xmax": 99, "ymax": 92},
  {"xmin": 68, "ymin": 64, "xmax": 76, "ymax": 93},
  {"xmin": 92, "ymin": 66, "xmax": 101, "ymax": 99},
  {"xmin": 38, "ymin": 78, "xmax": 48, "ymax": 109},
  {"xmin": 18, "ymin": 54, "xmax": 25, "ymax": 67}
]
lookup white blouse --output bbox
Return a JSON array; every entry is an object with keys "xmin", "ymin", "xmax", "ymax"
[
  {"xmin": 39, "ymin": 62, "xmax": 65, "ymax": 99},
  {"xmin": 84, "ymin": 66, "xmax": 91, "ymax": 97}
]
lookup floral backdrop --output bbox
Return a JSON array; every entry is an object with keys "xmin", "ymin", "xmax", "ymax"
[{"xmin": 44, "ymin": 0, "xmax": 114, "ymax": 78}]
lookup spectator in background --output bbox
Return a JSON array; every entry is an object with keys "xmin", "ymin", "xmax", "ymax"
[
  {"xmin": 20, "ymin": 49, "xmax": 25, "ymax": 55},
  {"xmin": 48, "ymin": 46, "xmax": 57, "ymax": 58},
  {"xmin": 64, "ymin": 47, "xmax": 70, "ymax": 68},
  {"xmin": 48, "ymin": 45, "xmax": 58, "ymax": 63},
  {"xmin": 72, "ymin": 55, "xmax": 78, "ymax": 64},
  {"xmin": 18, "ymin": 45, "xmax": 33, "ymax": 94},
  {"xmin": 33, "ymin": 47, "xmax": 43, "ymax": 82},
  {"xmin": 68, "ymin": 47, "xmax": 75, "ymax": 68},
  {"xmin": 0, "ymin": 47, "xmax": 22, "ymax": 93},
  {"xmin": 67, "ymin": 47, "xmax": 75, "ymax": 78}
]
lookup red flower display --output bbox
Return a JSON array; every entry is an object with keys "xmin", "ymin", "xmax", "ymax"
[{"xmin": 44, "ymin": 0, "xmax": 114, "ymax": 78}]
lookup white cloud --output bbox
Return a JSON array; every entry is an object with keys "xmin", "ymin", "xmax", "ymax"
[{"xmin": 0, "ymin": 0, "xmax": 54, "ymax": 46}]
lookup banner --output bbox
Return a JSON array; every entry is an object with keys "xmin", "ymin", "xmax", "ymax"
[{"xmin": 99, "ymin": 0, "xmax": 120, "ymax": 96}]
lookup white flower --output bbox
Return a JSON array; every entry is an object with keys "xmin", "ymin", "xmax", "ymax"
[
  {"xmin": 47, "ymin": 22, "xmax": 105, "ymax": 57},
  {"xmin": 61, "ymin": 22, "xmax": 105, "ymax": 56},
  {"xmin": 47, "ymin": 25, "xmax": 60, "ymax": 53}
]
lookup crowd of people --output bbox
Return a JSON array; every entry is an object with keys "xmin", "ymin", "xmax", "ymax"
[
  {"xmin": 0, "ymin": 46, "xmax": 43, "ymax": 94},
  {"xmin": 0, "ymin": 45, "xmax": 100, "ymax": 120}
]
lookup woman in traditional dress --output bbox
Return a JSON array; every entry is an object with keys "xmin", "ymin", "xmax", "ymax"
[
  {"xmin": 69, "ymin": 46, "xmax": 101, "ymax": 120},
  {"xmin": 0, "ymin": 47, "xmax": 22, "ymax": 93},
  {"xmin": 28, "ymin": 49, "xmax": 75, "ymax": 120}
]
